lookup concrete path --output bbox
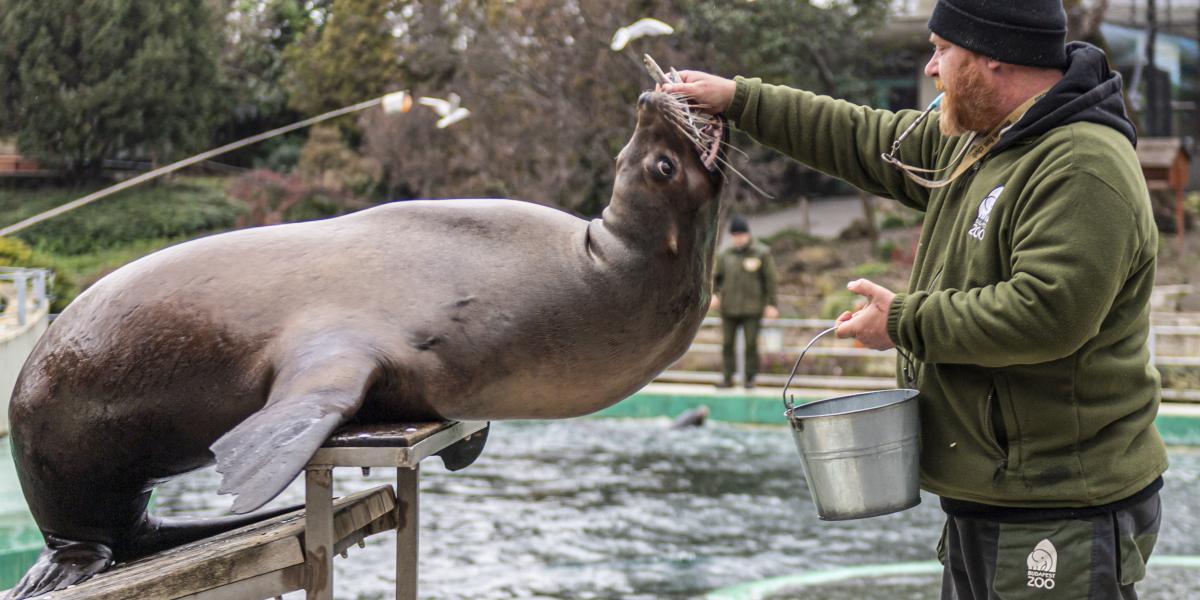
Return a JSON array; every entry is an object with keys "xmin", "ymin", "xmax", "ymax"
[{"xmin": 723, "ymin": 195, "xmax": 870, "ymax": 245}]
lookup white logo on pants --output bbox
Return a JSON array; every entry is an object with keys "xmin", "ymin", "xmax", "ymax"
[{"xmin": 1026, "ymin": 538, "xmax": 1057, "ymax": 589}]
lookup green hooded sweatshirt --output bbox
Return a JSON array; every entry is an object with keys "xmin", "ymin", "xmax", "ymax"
[
  {"xmin": 714, "ymin": 241, "xmax": 778, "ymax": 318},
  {"xmin": 727, "ymin": 43, "xmax": 1167, "ymax": 508}
]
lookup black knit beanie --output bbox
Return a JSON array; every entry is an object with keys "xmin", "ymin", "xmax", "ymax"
[
  {"xmin": 928, "ymin": 0, "xmax": 1068, "ymax": 68},
  {"xmin": 729, "ymin": 215, "xmax": 749, "ymax": 234}
]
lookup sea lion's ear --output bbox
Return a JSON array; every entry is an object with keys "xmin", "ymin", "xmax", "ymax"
[{"xmin": 211, "ymin": 340, "xmax": 380, "ymax": 514}]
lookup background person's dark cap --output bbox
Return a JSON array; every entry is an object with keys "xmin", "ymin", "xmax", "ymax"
[
  {"xmin": 928, "ymin": 0, "xmax": 1068, "ymax": 68},
  {"xmin": 729, "ymin": 215, "xmax": 749, "ymax": 234}
]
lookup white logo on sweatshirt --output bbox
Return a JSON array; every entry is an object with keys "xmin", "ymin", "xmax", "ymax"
[
  {"xmin": 968, "ymin": 185, "xmax": 1003, "ymax": 240},
  {"xmin": 1026, "ymin": 539, "xmax": 1057, "ymax": 589}
]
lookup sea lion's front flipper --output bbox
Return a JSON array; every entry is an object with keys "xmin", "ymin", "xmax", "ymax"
[{"xmin": 211, "ymin": 343, "xmax": 381, "ymax": 514}]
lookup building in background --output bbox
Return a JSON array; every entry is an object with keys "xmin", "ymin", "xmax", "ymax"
[{"xmin": 877, "ymin": 0, "xmax": 1199, "ymax": 189}]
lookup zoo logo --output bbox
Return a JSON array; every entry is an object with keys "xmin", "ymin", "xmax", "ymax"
[
  {"xmin": 968, "ymin": 185, "xmax": 1004, "ymax": 241},
  {"xmin": 742, "ymin": 257, "xmax": 762, "ymax": 272},
  {"xmin": 1026, "ymin": 539, "xmax": 1057, "ymax": 590}
]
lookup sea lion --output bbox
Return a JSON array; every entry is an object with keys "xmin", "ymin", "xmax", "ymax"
[
  {"xmin": 6, "ymin": 89, "xmax": 727, "ymax": 597},
  {"xmin": 670, "ymin": 405, "xmax": 711, "ymax": 429}
]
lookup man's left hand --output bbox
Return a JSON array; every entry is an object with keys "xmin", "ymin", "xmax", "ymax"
[{"xmin": 836, "ymin": 279, "xmax": 896, "ymax": 350}]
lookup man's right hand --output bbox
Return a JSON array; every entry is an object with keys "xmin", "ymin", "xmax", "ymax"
[
  {"xmin": 661, "ymin": 71, "xmax": 737, "ymax": 116},
  {"xmin": 710, "ymin": 295, "xmax": 721, "ymax": 312}
]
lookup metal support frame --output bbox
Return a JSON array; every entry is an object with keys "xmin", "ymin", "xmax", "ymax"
[
  {"xmin": 397, "ymin": 466, "xmax": 419, "ymax": 600},
  {"xmin": 303, "ymin": 420, "xmax": 488, "ymax": 600}
]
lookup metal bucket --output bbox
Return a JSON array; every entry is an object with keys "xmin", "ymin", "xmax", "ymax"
[{"xmin": 783, "ymin": 327, "xmax": 921, "ymax": 521}]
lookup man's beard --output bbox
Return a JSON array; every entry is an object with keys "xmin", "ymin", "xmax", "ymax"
[{"xmin": 938, "ymin": 60, "xmax": 999, "ymax": 136}]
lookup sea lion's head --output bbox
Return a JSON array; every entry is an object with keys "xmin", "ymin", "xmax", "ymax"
[{"xmin": 614, "ymin": 90, "xmax": 727, "ymax": 212}]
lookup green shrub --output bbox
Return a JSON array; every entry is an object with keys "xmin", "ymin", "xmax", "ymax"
[
  {"xmin": 878, "ymin": 239, "xmax": 898, "ymax": 262},
  {"xmin": 0, "ymin": 237, "xmax": 78, "ymax": 311},
  {"xmin": 763, "ymin": 228, "xmax": 822, "ymax": 254},
  {"xmin": 227, "ymin": 169, "xmax": 363, "ymax": 226},
  {"xmin": 255, "ymin": 133, "xmax": 306, "ymax": 172},
  {"xmin": 819, "ymin": 289, "xmax": 859, "ymax": 320},
  {"xmin": 880, "ymin": 214, "xmax": 908, "ymax": 230},
  {"xmin": 0, "ymin": 237, "xmax": 34, "ymax": 265},
  {"xmin": 11, "ymin": 179, "xmax": 244, "ymax": 256},
  {"xmin": 852, "ymin": 261, "xmax": 890, "ymax": 278}
]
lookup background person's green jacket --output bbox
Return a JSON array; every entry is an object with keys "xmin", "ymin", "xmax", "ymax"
[
  {"xmin": 726, "ymin": 42, "xmax": 1167, "ymax": 508},
  {"xmin": 714, "ymin": 241, "xmax": 778, "ymax": 318}
]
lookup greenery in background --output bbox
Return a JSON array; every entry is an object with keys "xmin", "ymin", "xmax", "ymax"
[
  {"xmin": 226, "ymin": 169, "xmax": 366, "ymax": 227},
  {"xmin": 0, "ymin": 0, "xmax": 1095, "ymax": 316},
  {"xmin": 763, "ymin": 228, "xmax": 822, "ymax": 254},
  {"xmin": 0, "ymin": 178, "xmax": 244, "ymax": 306},
  {"xmin": 297, "ymin": 126, "xmax": 382, "ymax": 197},
  {"xmin": 282, "ymin": 0, "xmax": 403, "ymax": 117},
  {"xmin": 684, "ymin": 0, "xmax": 888, "ymax": 98},
  {"xmin": 0, "ymin": 179, "xmax": 243, "ymax": 256},
  {"xmin": 0, "ymin": 0, "xmax": 227, "ymax": 178},
  {"xmin": 0, "ymin": 237, "xmax": 77, "ymax": 311}
]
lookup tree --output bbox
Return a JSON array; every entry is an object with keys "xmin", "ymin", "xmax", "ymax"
[
  {"xmin": 361, "ymin": 0, "xmax": 890, "ymax": 214},
  {"xmin": 283, "ymin": 0, "xmax": 405, "ymax": 116},
  {"xmin": 213, "ymin": 0, "xmax": 328, "ymax": 167},
  {"xmin": 1064, "ymin": 0, "xmax": 1109, "ymax": 43},
  {"xmin": 0, "ymin": 0, "xmax": 227, "ymax": 178}
]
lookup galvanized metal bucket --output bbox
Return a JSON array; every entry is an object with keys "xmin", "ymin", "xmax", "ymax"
[{"xmin": 783, "ymin": 327, "xmax": 921, "ymax": 521}]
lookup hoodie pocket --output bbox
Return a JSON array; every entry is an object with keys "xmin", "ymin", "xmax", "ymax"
[
  {"xmin": 984, "ymin": 375, "xmax": 1022, "ymax": 476},
  {"xmin": 924, "ymin": 264, "xmax": 945, "ymax": 293},
  {"xmin": 983, "ymin": 384, "xmax": 1008, "ymax": 461}
]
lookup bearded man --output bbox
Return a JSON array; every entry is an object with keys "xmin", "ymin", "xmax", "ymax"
[{"xmin": 665, "ymin": 1, "xmax": 1167, "ymax": 598}]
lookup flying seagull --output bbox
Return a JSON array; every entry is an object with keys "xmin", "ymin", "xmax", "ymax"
[
  {"xmin": 610, "ymin": 18, "xmax": 674, "ymax": 52},
  {"xmin": 417, "ymin": 93, "xmax": 471, "ymax": 128}
]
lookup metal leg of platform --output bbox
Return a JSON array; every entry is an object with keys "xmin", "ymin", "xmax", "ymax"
[
  {"xmin": 305, "ymin": 467, "xmax": 334, "ymax": 600},
  {"xmin": 299, "ymin": 421, "xmax": 487, "ymax": 599},
  {"xmin": 397, "ymin": 466, "xmax": 419, "ymax": 600}
]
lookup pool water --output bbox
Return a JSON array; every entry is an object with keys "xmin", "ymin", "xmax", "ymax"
[{"xmin": 152, "ymin": 420, "xmax": 1200, "ymax": 599}]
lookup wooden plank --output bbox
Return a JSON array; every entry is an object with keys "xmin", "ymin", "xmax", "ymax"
[
  {"xmin": 176, "ymin": 564, "xmax": 305, "ymax": 600},
  {"xmin": 68, "ymin": 538, "xmax": 303, "ymax": 600},
  {"xmin": 31, "ymin": 486, "xmax": 395, "ymax": 599}
]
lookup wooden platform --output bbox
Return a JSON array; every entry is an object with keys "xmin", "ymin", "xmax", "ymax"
[
  {"xmin": 39, "ymin": 485, "xmax": 396, "ymax": 599},
  {"xmin": 4, "ymin": 420, "xmax": 490, "ymax": 599}
]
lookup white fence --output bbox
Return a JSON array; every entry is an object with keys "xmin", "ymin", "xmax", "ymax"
[
  {"xmin": 658, "ymin": 316, "xmax": 1200, "ymax": 403},
  {"xmin": 0, "ymin": 267, "xmax": 53, "ymax": 435}
]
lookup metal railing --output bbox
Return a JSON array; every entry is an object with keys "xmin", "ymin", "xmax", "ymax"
[
  {"xmin": 0, "ymin": 267, "xmax": 52, "ymax": 329},
  {"xmin": 661, "ymin": 316, "xmax": 1200, "ymax": 402}
]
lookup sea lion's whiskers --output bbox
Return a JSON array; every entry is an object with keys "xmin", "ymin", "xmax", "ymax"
[
  {"xmin": 715, "ymin": 138, "xmax": 750, "ymax": 159},
  {"xmin": 661, "ymin": 108, "xmax": 771, "ymax": 194},
  {"xmin": 642, "ymin": 54, "xmax": 772, "ymax": 197},
  {"xmin": 708, "ymin": 152, "xmax": 776, "ymax": 199}
]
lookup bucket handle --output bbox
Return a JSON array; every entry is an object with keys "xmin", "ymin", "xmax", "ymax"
[
  {"xmin": 782, "ymin": 325, "xmax": 838, "ymax": 411},
  {"xmin": 782, "ymin": 325, "xmax": 919, "ymax": 412}
]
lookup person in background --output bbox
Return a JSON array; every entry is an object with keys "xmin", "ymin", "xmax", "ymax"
[
  {"xmin": 711, "ymin": 215, "xmax": 779, "ymax": 389},
  {"xmin": 665, "ymin": 1, "xmax": 1167, "ymax": 597}
]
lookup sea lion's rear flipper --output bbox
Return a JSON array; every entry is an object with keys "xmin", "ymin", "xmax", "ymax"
[
  {"xmin": 124, "ymin": 504, "xmax": 301, "ymax": 557},
  {"xmin": 6, "ymin": 536, "xmax": 112, "ymax": 599},
  {"xmin": 211, "ymin": 344, "xmax": 381, "ymax": 514}
]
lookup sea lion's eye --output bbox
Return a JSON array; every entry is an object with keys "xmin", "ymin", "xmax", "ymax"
[{"xmin": 656, "ymin": 157, "xmax": 675, "ymax": 178}]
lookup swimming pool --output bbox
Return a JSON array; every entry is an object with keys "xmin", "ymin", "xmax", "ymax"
[{"xmin": 145, "ymin": 419, "xmax": 1200, "ymax": 599}]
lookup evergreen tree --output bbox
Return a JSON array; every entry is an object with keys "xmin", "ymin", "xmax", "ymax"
[
  {"xmin": 283, "ymin": 0, "xmax": 404, "ymax": 116},
  {"xmin": 0, "ymin": 0, "xmax": 226, "ymax": 178}
]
